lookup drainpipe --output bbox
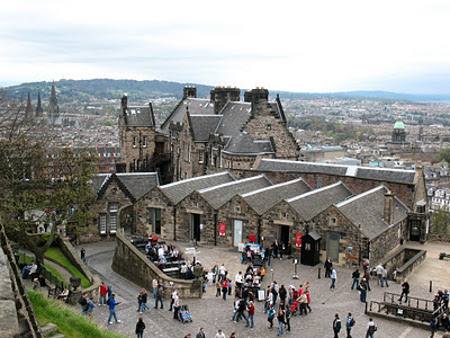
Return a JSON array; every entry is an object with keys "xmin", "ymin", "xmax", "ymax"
[
  {"xmin": 214, "ymin": 211, "xmax": 218, "ymax": 246},
  {"xmin": 172, "ymin": 206, "xmax": 177, "ymax": 241},
  {"xmin": 257, "ymin": 216, "xmax": 262, "ymax": 244}
]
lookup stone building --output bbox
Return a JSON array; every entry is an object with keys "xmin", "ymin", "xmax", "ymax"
[
  {"xmin": 117, "ymin": 94, "xmax": 171, "ymax": 182},
  {"xmin": 90, "ymin": 172, "xmax": 159, "ymax": 238},
  {"xmin": 160, "ymin": 86, "xmax": 299, "ymax": 181},
  {"xmin": 387, "ymin": 120, "xmax": 410, "ymax": 151},
  {"xmin": 134, "ymin": 172, "xmax": 235, "ymax": 240}
]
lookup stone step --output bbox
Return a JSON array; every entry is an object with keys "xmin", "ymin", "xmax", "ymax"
[{"xmin": 40, "ymin": 323, "xmax": 58, "ymax": 336}]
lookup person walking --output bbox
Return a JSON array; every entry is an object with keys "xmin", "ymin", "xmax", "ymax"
[
  {"xmin": 359, "ymin": 278, "xmax": 368, "ymax": 303},
  {"xmin": 135, "ymin": 317, "xmax": 146, "ymax": 338},
  {"xmin": 305, "ymin": 289, "xmax": 312, "ymax": 312},
  {"xmin": 107, "ymin": 294, "xmax": 121, "ymax": 324},
  {"xmin": 173, "ymin": 292, "xmax": 181, "ymax": 320},
  {"xmin": 267, "ymin": 304, "xmax": 276, "ymax": 329},
  {"xmin": 229, "ymin": 332, "xmax": 236, "ymax": 338},
  {"xmin": 216, "ymin": 279, "xmax": 222, "ymax": 297},
  {"xmin": 333, "ymin": 313, "xmax": 342, "ymax": 338},
  {"xmin": 80, "ymin": 248, "xmax": 86, "ymax": 263},
  {"xmin": 231, "ymin": 297, "xmax": 240, "ymax": 322},
  {"xmin": 375, "ymin": 264, "xmax": 383, "ymax": 286},
  {"xmin": 381, "ymin": 267, "xmax": 389, "ymax": 288},
  {"xmin": 155, "ymin": 283, "xmax": 164, "ymax": 309},
  {"xmin": 215, "ymin": 329, "xmax": 225, "ymax": 338},
  {"xmin": 245, "ymin": 301, "xmax": 255, "ymax": 328},
  {"xmin": 277, "ymin": 308, "xmax": 286, "ymax": 336},
  {"xmin": 365, "ymin": 318, "xmax": 377, "ymax": 338},
  {"xmin": 140, "ymin": 289, "xmax": 150, "ymax": 313},
  {"xmin": 78, "ymin": 293, "xmax": 88, "ymax": 316},
  {"xmin": 330, "ymin": 268, "xmax": 337, "ymax": 289},
  {"xmin": 351, "ymin": 269, "xmax": 360, "ymax": 290},
  {"xmin": 324, "ymin": 257, "xmax": 333, "ymax": 278},
  {"xmin": 264, "ymin": 286, "xmax": 273, "ymax": 313},
  {"xmin": 398, "ymin": 279, "xmax": 410, "ymax": 303},
  {"xmin": 346, "ymin": 312, "xmax": 355, "ymax": 338},
  {"xmin": 87, "ymin": 297, "xmax": 96, "ymax": 320},
  {"xmin": 222, "ymin": 279, "xmax": 229, "ymax": 301},
  {"xmin": 152, "ymin": 277, "xmax": 159, "ymax": 298},
  {"xmin": 99, "ymin": 281, "xmax": 108, "ymax": 306},
  {"xmin": 196, "ymin": 328, "xmax": 206, "ymax": 338},
  {"xmin": 430, "ymin": 317, "xmax": 437, "ymax": 338}
]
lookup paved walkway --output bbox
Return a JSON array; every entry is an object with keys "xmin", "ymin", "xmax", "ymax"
[{"xmin": 74, "ymin": 240, "xmax": 449, "ymax": 338}]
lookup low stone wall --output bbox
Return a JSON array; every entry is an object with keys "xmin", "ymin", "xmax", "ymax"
[
  {"xmin": 396, "ymin": 249, "xmax": 426, "ymax": 283},
  {"xmin": 112, "ymin": 232, "xmax": 202, "ymax": 299},
  {"xmin": 57, "ymin": 237, "xmax": 101, "ymax": 301},
  {"xmin": 428, "ymin": 233, "xmax": 450, "ymax": 242}
]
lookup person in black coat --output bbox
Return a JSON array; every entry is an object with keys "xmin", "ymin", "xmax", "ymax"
[
  {"xmin": 333, "ymin": 313, "xmax": 341, "ymax": 338},
  {"xmin": 135, "ymin": 317, "xmax": 145, "ymax": 338},
  {"xmin": 324, "ymin": 257, "xmax": 333, "ymax": 278},
  {"xmin": 398, "ymin": 279, "xmax": 410, "ymax": 303}
]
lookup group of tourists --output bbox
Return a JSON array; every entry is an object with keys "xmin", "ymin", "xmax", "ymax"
[{"xmin": 332, "ymin": 313, "xmax": 377, "ymax": 338}]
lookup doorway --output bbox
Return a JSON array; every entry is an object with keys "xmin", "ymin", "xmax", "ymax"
[
  {"xmin": 152, "ymin": 208, "xmax": 161, "ymax": 235},
  {"xmin": 326, "ymin": 231, "xmax": 340, "ymax": 263},
  {"xmin": 409, "ymin": 220, "xmax": 421, "ymax": 242},
  {"xmin": 233, "ymin": 220, "xmax": 243, "ymax": 247},
  {"xmin": 191, "ymin": 213, "xmax": 201, "ymax": 242},
  {"xmin": 279, "ymin": 225, "xmax": 290, "ymax": 250}
]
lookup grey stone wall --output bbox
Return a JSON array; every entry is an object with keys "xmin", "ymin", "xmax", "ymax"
[
  {"xmin": 112, "ymin": 232, "xmax": 202, "ymax": 299},
  {"xmin": 0, "ymin": 247, "xmax": 20, "ymax": 337}
]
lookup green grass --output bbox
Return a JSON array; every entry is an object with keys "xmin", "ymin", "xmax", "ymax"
[
  {"xmin": 45, "ymin": 247, "xmax": 91, "ymax": 288},
  {"xmin": 28, "ymin": 289, "xmax": 125, "ymax": 338},
  {"xmin": 44, "ymin": 263, "xmax": 64, "ymax": 282}
]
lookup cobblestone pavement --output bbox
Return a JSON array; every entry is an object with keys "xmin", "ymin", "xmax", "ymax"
[{"xmin": 76, "ymin": 240, "xmax": 448, "ymax": 338}]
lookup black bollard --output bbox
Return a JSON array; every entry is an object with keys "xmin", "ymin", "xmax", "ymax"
[
  {"xmin": 318, "ymin": 267, "xmax": 321, "ymax": 279},
  {"xmin": 429, "ymin": 280, "xmax": 432, "ymax": 293}
]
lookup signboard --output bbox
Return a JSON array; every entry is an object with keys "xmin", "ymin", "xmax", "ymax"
[
  {"xmin": 258, "ymin": 289, "xmax": 265, "ymax": 301},
  {"xmin": 219, "ymin": 222, "xmax": 226, "ymax": 236},
  {"xmin": 295, "ymin": 233, "xmax": 303, "ymax": 247}
]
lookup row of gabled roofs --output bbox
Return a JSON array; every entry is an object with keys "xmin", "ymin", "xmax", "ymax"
[{"xmin": 93, "ymin": 171, "xmax": 410, "ymax": 240}]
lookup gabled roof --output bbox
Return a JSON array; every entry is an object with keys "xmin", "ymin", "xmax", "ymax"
[
  {"xmin": 287, "ymin": 181, "xmax": 353, "ymax": 221},
  {"xmin": 190, "ymin": 115, "xmax": 223, "ymax": 142},
  {"xmin": 160, "ymin": 98, "xmax": 215, "ymax": 134},
  {"xmin": 242, "ymin": 178, "xmax": 311, "ymax": 215},
  {"xmin": 159, "ymin": 172, "xmax": 234, "ymax": 205},
  {"xmin": 223, "ymin": 133, "xmax": 274, "ymax": 155},
  {"xmin": 336, "ymin": 185, "xmax": 410, "ymax": 240},
  {"xmin": 124, "ymin": 105, "xmax": 155, "ymax": 127},
  {"xmin": 93, "ymin": 172, "xmax": 160, "ymax": 202},
  {"xmin": 257, "ymin": 159, "xmax": 416, "ymax": 184},
  {"xmin": 198, "ymin": 175, "xmax": 272, "ymax": 210},
  {"xmin": 215, "ymin": 101, "xmax": 252, "ymax": 137}
]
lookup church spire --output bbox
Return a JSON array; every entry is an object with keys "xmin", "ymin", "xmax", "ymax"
[
  {"xmin": 48, "ymin": 81, "xmax": 59, "ymax": 123},
  {"xmin": 35, "ymin": 92, "xmax": 43, "ymax": 117},
  {"xmin": 25, "ymin": 92, "xmax": 34, "ymax": 120}
]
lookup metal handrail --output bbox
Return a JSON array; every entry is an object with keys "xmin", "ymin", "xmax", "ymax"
[
  {"xmin": 383, "ymin": 291, "xmax": 435, "ymax": 310},
  {"xmin": 370, "ymin": 299, "xmax": 437, "ymax": 323}
]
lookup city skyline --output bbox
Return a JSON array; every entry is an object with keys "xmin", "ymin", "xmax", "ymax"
[{"xmin": 0, "ymin": 0, "xmax": 449, "ymax": 95}]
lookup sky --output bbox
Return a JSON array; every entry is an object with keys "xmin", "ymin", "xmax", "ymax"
[{"xmin": 0, "ymin": 0, "xmax": 449, "ymax": 94}]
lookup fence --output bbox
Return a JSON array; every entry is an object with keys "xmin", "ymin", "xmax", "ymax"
[{"xmin": 17, "ymin": 252, "xmax": 67, "ymax": 290}]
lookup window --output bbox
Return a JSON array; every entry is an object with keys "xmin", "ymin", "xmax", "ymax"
[
  {"xmin": 234, "ymin": 205, "xmax": 241, "ymax": 214},
  {"xmin": 109, "ymin": 203, "xmax": 119, "ymax": 212},
  {"xmin": 133, "ymin": 136, "xmax": 137, "ymax": 148},
  {"xmin": 100, "ymin": 214, "xmax": 106, "ymax": 234},
  {"xmin": 143, "ymin": 136, "xmax": 147, "ymax": 147},
  {"xmin": 198, "ymin": 151, "xmax": 204, "ymax": 163},
  {"xmin": 266, "ymin": 124, "xmax": 272, "ymax": 130},
  {"xmin": 331, "ymin": 218, "xmax": 336, "ymax": 225},
  {"xmin": 110, "ymin": 214, "xmax": 117, "ymax": 233}
]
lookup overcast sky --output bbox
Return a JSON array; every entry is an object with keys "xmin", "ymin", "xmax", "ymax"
[{"xmin": 0, "ymin": 0, "xmax": 449, "ymax": 94}]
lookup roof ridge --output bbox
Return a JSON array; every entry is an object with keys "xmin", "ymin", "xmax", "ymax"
[
  {"xmin": 242, "ymin": 177, "xmax": 307, "ymax": 197},
  {"xmin": 286, "ymin": 181, "xmax": 346, "ymax": 203},
  {"xmin": 335, "ymin": 185, "xmax": 387, "ymax": 208},
  {"xmin": 199, "ymin": 175, "xmax": 266, "ymax": 193},
  {"xmin": 160, "ymin": 172, "xmax": 233, "ymax": 189}
]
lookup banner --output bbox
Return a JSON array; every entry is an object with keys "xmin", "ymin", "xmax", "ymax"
[
  {"xmin": 295, "ymin": 233, "xmax": 303, "ymax": 247},
  {"xmin": 219, "ymin": 222, "xmax": 226, "ymax": 236}
]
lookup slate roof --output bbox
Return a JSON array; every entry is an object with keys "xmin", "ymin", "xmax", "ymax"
[
  {"xmin": 160, "ymin": 98, "xmax": 215, "ymax": 134},
  {"xmin": 336, "ymin": 185, "xmax": 410, "ymax": 240},
  {"xmin": 159, "ymin": 172, "xmax": 234, "ymax": 205},
  {"xmin": 215, "ymin": 102, "xmax": 252, "ymax": 137},
  {"xmin": 190, "ymin": 115, "xmax": 223, "ymax": 142},
  {"xmin": 257, "ymin": 159, "xmax": 416, "ymax": 184},
  {"xmin": 242, "ymin": 178, "xmax": 311, "ymax": 215},
  {"xmin": 92, "ymin": 172, "xmax": 160, "ymax": 201},
  {"xmin": 198, "ymin": 175, "xmax": 272, "ymax": 209},
  {"xmin": 223, "ymin": 133, "xmax": 274, "ymax": 155},
  {"xmin": 287, "ymin": 181, "xmax": 353, "ymax": 221},
  {"xmin": 124, "ymin": 105, "xmax": 155, "ymax": 127}
]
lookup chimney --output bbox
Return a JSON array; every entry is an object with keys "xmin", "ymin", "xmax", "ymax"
[
  {"xmin": 210, "ymin": 86, "xmax": 240, "ymax": 114},
  {"xmin": 384, "ymin": 190, "xmax": 395, "ymax": 224},
  {"xmin": 183, "ymin": 86, "xmax": 197, "ymax": 99},
  {"xmin": 121, "ymin": 94, "xmax": 128, "ymax": 109},
  {"xmin": 244, "ymin": 88, "xmax": 269, "ymax": 115}
]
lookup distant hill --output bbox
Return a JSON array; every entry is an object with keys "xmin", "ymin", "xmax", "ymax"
[{"xmin": 3, "ymin": 79, "xmax": 450, "ymax": 103}]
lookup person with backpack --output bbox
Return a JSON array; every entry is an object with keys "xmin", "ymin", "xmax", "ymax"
[
  {"xmin": 333, "ymin": 313, "xmax": 342, "ymax": 338},
  {"xmin": 346, "ymin": 312, "xmax": 355, "ymax": 338},
  {"xmin": 108, "ymin": 294, "xmax": 122, "ymax": 324},
  {"xmin": 366, "ymin": 318, "xmax": 377, "ymax": 338},
  {"xmin": 135, "ymin": 316, "xmax": 146, "ymax": 338},
  {"xmin": 78, "ymin": 293, "xmax": 88, "ymax": 316}
]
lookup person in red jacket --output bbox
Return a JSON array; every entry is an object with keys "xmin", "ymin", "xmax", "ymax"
[
  {"xmin": 222, "ymin": 279, "xmax": 229, "ymax": 301},
  {"xmin": 99, "ymin": 282, "xmax": 108, "ymax": 306},
  {"xmin": 245, "ymin": 301, "xmax": 255, "ymax": 328}
]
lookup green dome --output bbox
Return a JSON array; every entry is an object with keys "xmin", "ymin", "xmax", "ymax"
[{"xmin": 394, "ymin": 121, "xmax": 405, "ymax": 129}]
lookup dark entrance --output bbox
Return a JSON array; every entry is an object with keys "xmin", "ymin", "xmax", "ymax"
[
  {"xmin": 191, "ymin": 213, "xmax": 201, "ymax": 242},
  {"xmin": 152, "ymin": 208, "xmax": 161, "ymax": 235},
  {"xmin": 301, "ymin": 231, "xmax": 321, "ymax": 266},
  {"xmin": 409, "ymin": 220, "xmax": 421, "ymax": 242},
  {"xmin": 279, "ymin": 225, "xmax": 290, "ymax": 250}
]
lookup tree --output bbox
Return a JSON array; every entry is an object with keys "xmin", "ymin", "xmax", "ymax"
[
  {"xmin": 0, "ymin": 90, "xmax": 97, "ymax": 266},
  {"xmin": 431, "ymin": 206, "xmax": 450, "ymax": 234},
  {"xmin": 436, "ymin": 147, "xmax": 450, "ymax": 164}
]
